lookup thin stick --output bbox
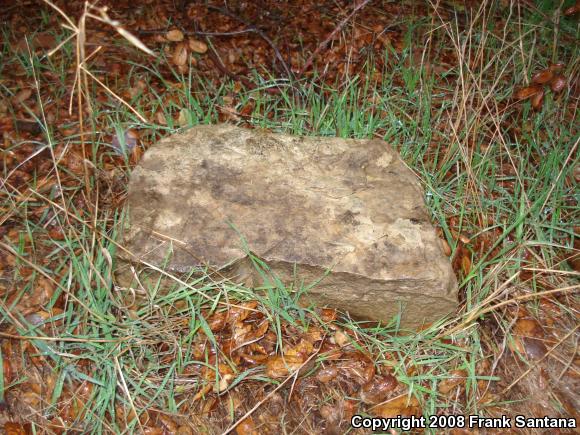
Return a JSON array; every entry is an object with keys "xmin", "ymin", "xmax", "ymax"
[
  {"xmin": 207, "ymin": 5, "xmax": 293, "ymax": 79},
  {"xmin": 0, "ymin": 331, "xmax": 126, "ymax": 343},
  {"xmin": 205, "ymin": 38, "xmax": 255, "ymax": 89},
  {"xmin": 81, "ymin": 66, "xmax": 148, "ymax": 123},
  {"xmin": 298, "ymin": 0, "xmax": 372, "ymax": 76},
  {"xmin": 115, "ymin": 355, "xmax": 146, "ymax": 433},
  {"xmin": 138, "ymin": 28, "xmax": 255, "ymax": 37}
]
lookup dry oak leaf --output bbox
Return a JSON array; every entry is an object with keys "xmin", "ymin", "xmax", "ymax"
[
  {"xmin": 155, "ymin": 110, "xmax": 168, "ymax": 125},
  {"xmin": 4, "ymin": 423, "xmax": 29, "ymax": 435},
  {"xmin": 235, "ymin": 417, "xmax": 258, "ymax": 435},
  {"xmin": 564, "ymin": 1, "xmax": 580, "ymax": 15},
  {"xmin": 320, "ymin": 307, "xmax": 338, "ymax": 323},
  {"xmin": 360, "ymin": 374, "xmax": 398, "ymax": 404},
  {"xmin": 111, "ymin": 128, "xmax": 139, "ymax": 155},
  {"xmin": 532, "ymin": 69, "xmax": 554, "ymax": 84},
  {"xmin": 513, "ymin": 318, "xmax": 544, "ymax": 337},
  {"xmin": 373, "ymin": 394, "xmax": 422, "ymax": 418},
  {"xmin": 228, "ymin": 300, "xmax": 258, "ymax": 324},
  {"xmin": 188, "ymin": 38, "xmax": 208, "ymax": 54},
  {"xmin": 178, "ymin": 108, "xmax": 190, "ymax": 127},
  {"xmin": 166, "ymin": 29, "xmax": 184, "ymax": 42},
  {"xmin": 550, "ymin": 75, "xmax": 566, "ymax": 93},
  {"xmin": 515, "ymin": 85, "xmax": 542, "ymax": 100},
  {"xmin": 333, "ymin": 329, "xmax": 350, "ymax": 347},
  {"xmin": 440, "ymin": 238, "xmax": 452, "ymax": 256},
  {"xmin": 317, "ymin": 365, "xmax": 339, "ymax": 383},
  {"xmin": 438, "ymin": 369, "xmax": 468, "ymax": 395},
  {"xmin": 172, "ymin": 42, "xmax": 188, "ymax": 66},
  {"xmin": 12, "ymin": 88, "xmax": 32, "ymax": 105},
  {"xmin": 531, "ymin": 90, "xmax": 544, "ymax": 110},
  {"xmin": 265, "ymin": 354, "xmax": 303, "ymax": 378}
]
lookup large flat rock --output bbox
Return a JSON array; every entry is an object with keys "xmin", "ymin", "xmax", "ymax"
[{"xmin": 116, "ymin": 124, "xmax": 457, "ymax": 329}]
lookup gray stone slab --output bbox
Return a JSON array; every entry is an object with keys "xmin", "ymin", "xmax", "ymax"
[{"xmin": 115, "ymin": 124, "xmax": 457, "ymax": 329}]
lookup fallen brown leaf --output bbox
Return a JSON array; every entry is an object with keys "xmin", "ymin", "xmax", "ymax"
[
  {"xmin": 235, "ymin": 417, "xmax": 258, "ymax": 435},
  {"xmin": 438, "ymin": 369, "xmax": 467, "ymax": 395},
  {"xmin": 440, "ymin": 238, "xmax": 452, "ymax": 256},
  {"xmin": 564, "ymin": 1, "xmax": 580, "ymax": 15},
  {"xmin": 320, "ymin": 307, "xmax": 338, "ymax": 323},
  {"xmin": 12, "ymin": 88, "xmax": 32, "ymax": 105},
  {"xmin": 531, "ymin": 69, "xmax": 553, "ymax": 85},
  {"xmin": 155, "ymin": 110, "xmax": 168, "ymax": 125},
  {"xmin": 166, "ymin": 29, "xmax": 184, "ymax": 42},
  {"xmin": 550, "ymin": 75, "xmax": 566, "ymax": 93},
  {"xmin": 360, "ymin": 374, "xmax": 398, "ymax": 404},
  {"xmin": 549, "ymin": 62, "xmax": 565, "ymax": 73},
  {"xmin": 461, "ymin": 254, "xmax": 471, "ymax": 275},
  {"xmin": 515, "ymin": 85, "xmax": 542, "ymax": 100},
  {"xmin": 172, "ymin": 42, "xmax": 188, "ymax": 66},
  {"xmin": 373, "ymin": 394, "xmax": 421, "ymax": 418},
  {"xmin": 4, "ymin": 422, "xmax": 29, "ymax": 435},
  {"xmin": 317, "ymin": 366, "xmax": 339, "ymax": 383},
  {"xmin": 265, "ymin": 354, "xmax": 303, "ymax": 378},
  {"xmin": 531, "ymin": 89, "xmax": 544, "ymax": 110},
  {"xmin": 513, "ymin": 318, "xmax": 544, "ymax": 337},
  {"xmin": 111, "ymin": 129, "xmax": 139, "ymax": 155},
  {"xmin": 188, "ymin": 39, "xmax": 208, "ymax": 54},
  {"xmin": 333, "ymin": 329, "xmax": 350, "ymax": 347}
]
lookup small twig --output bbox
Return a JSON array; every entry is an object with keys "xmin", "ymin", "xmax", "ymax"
[
  {"xmin": 80, "ymin": 65, "xmax": 148, "ymax": 123},
  {"xmin": 298, "ymin": 0, "xmax": 372, "ymax": 76},
  {"xmin": 138, "ymin": 28, "xmax": 255, "ymax": 37},
  {"xmin": 205, "ymin": 38, "xmax": 255, "ymax": 89},
  {"xmin": 207, "ymin": 5, "xmax": 293, "ymax": 79},
  {"xmin": 115, "ymin": 355, "xmax": 146, "ymax": 433},
  {"xmin": 0, "ymin": 331, "xmax": 125, "ymax": 343}
]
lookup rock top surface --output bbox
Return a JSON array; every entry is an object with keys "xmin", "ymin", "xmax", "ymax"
[{"xmin": 116, "ymin": 124, "xmax": 458, "ymax": 329}]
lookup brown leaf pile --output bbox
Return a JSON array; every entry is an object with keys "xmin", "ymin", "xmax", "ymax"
[{"xmin": 515, "ymin": 63, "xmax": 568, "ymax": 110}]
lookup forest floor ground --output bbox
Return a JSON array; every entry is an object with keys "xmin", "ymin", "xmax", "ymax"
[{"xmin": 0, "ymin": 0, "xmax": 578, "ymax": 433}]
